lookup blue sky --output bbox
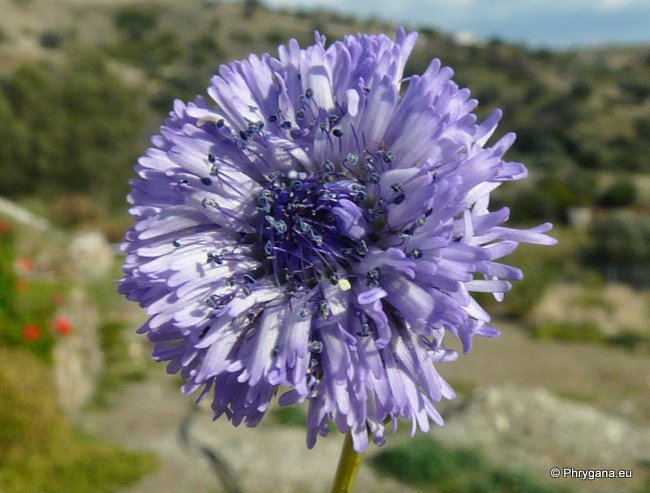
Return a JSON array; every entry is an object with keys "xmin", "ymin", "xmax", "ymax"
[{"xmin": 264, "ymin": 0, "xmax": 650, "ymax": 48}]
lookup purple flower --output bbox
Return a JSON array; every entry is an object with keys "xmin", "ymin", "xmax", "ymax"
[{"xmin": 120, "ymin": 29, "xmax": 556, "ymax": 452}]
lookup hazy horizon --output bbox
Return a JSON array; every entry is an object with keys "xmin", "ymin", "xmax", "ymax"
[{"xmin": 264, "ymin": 0, "xmax": 650, "ymax": 48}]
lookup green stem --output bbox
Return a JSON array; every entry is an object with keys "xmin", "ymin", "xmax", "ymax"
[{"xmin": 330, "ymin": 432, "xmax": 365, "ymax": 493}]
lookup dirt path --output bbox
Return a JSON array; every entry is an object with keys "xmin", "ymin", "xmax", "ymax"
[
  {"xmin": 439, "ymin": 322, "xmax": 650, "ymax": 425},
  {"xmin": 78, "ymin": 323, "xmax": 650, "ymax": 493},
  {"xmin": 79, "ymin": 370, "xmax": 416, "ymax": 493}
]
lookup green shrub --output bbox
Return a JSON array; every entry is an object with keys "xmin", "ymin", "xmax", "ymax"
[
  {"xmin": 0, "ymin": 348, "xmax": 157, "ymax": 492},
  {"xmin": 270, "ymin": 405, "xmax": 307, "ymax": 427},
  {"xmin": 113, "ymin": 7, "xmax": 158, "ymax": 41},
  {"xmin": 0, "ymin": 224, "xmax": 60, "ymax": 361},
  {"xmin": 532, "ymin": 321, "xmax": 605, "ymax": 344},
  {"xmin": 370, "ymin": 436, "xmax": 569, "ymax": 493},
  {"xmin": 582, "ymin": 212, "xmax": 650, "ymax": 287},
  {"xmin": 597, "ymin": 179, "xmax": 638, "ymax": 208},
  {"xmin": 39, "ymin": 31, "xmax": 63, "ymax": 49}
]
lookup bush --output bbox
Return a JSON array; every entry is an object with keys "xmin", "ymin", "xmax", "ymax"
[
  {"xmin": 39, "ymin": 31, "xmax": 63, "ymax": 49},
  {"xmin": 532, "ymin": 321, "xmax": 605, "ymax": 344},
  {"xmin": 582, "ymin": 212, "xmax": 650, "ymax": 286},
  {"xmin": 0, "ymin": 54, "xmax": 144, "ymax": 209},
  {"xmin": 113, "ymin": 7, "xmax": 158, "ymax": 40},
  {"xmin": 597, "ymin": 179, "xmax": 638, "ymax": 208},
  {"xmin": 370, "ymin": 436, "xmax": 569, "ymax": 493}
]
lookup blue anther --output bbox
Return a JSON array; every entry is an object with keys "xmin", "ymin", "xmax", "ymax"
[
  {"xmin": 309, "ymin": 340, "xmax": 323, "ymax": 353},
  {"xmin": 346, "ymin": 153, "xmax": 359, "ymax": 165}
]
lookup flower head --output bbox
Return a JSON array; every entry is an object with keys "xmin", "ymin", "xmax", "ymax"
[{"xmin": 120, "ymin": 29, "xmax": 556, "ymax": 451}]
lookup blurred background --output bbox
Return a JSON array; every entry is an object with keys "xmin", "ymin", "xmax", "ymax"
[{"xmin": 0, "ymin": 0, "xmax": 648, "ymax": 492}]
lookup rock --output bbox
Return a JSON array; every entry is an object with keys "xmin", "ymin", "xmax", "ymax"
[
  {"xmin": 531, "ymin": 282, "xmax": 649, "ymax": 337},
  {"xmin": 437, "ymin": 386, "xmax": 650, "ymax": 492},
  {"xmin": 53, "ymin": 288, "xmax": 104, "ymax": 415},
  {"xmin": 67, "ymin": 230, "xmax": 113, "ymax": 281}
]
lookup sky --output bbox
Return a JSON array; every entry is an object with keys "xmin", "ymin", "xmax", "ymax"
[{"xmin": 263, "ymin": 0, "xmax": 650, "ymax": 48}]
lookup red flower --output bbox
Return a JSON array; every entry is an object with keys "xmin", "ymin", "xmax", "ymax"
[
  {"xmin": 16, "ymin": 256, "xmax": 35, "ymax": 274},
  {"xmin": 0, "ymin": 221, "xmax": 10, "ymax": 234},
  {"xmin": 53, "ymin": 316, "xmax": 73, "ymax": 336},
  {"xmin": 23, "ymin": 324, "xmax": 41, "ymax": 342}
]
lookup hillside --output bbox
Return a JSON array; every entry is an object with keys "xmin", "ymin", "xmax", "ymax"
[{"xmin": 1, "ymin": 0, "xmax": 649, "ymax": 213}]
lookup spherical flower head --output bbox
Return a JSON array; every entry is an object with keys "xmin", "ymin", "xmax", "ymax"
[{"xmin": 119, "ymin": 29, "xmax": 556, "ymax": 452}]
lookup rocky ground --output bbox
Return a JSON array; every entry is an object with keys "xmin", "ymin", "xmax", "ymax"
[{"xmin": 77, "ymin": 321, "xmax": 650, "ymax": 493}]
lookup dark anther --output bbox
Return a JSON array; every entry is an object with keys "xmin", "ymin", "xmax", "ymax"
[
  {"xmin": 280, "ymin": 121, "xmax": 292, "ymax": 129},
  {"xmin": 357, "ymin": 323, "xmax": 370, "ymax": 337},
  {"xmin": 377, "ymin": 197, "xmax": 387, "ymax": 208},
  {"xmin": 296, "ymin": 110, "xmax": 305, "ymax": 119},
  {"xmin": 383, "ymin": 150, "xmax": 395, "ymax": 163},
  {"xmin": 269, "ymin": 114, "xmax": 278, "ymax": 123},
  {"xmin": 242, "ymin": 285, "xmax": 252, "ymax": 296},
  {"xmin": 305, "ymin": 88, "xmax": 314, "ymax": 99},
  {"xmin": 409, "ymin": 248, "xmax": 423, "ymax": 259},
  {"xmin": 329, "ymin": 272, "xmax": 339, "ymax": 285},
  {"xmin": 242, "ymin": 274, "xmax": 256, "ymax": 284},
  {"xmin": 391, "ymin": 183, "xmax": 403, "ymax": 192},
  {"xmin": 208, "ymin": 152, "xmax": 216, "ymax": 163},
  {"xmin": 239, "ymin": 130, "xmax": 248, "ymax": 140},
  {"xmin": 216, "ymin": 119, "xmax": 225, "ymax": 128},
  {"xmin": 453, "ymin": 235, "xmax": 463, "ymax": 242},
  {"xmin": 366, "ymin": 267, "xmax": 381, "ymax": 288},
  {"xmin": 309, "ymin": 340, "xmax": 323, "ymax": 353},
  {"xmin": 318, "ymin": 300, "xmax": 330, "ymax": 319},
  {"xmin": 272, "ymin": 345, "xmax": 280, "ymax": 356},
  {"xmin": 393, "ymin": 193, "xmax": 406, "ymax": 205},
  {"xmin": 264, "ymin": 241, "xmax": 274, "ymax": 255},
  {"xmin": 299, "ymin": 308, "xmax": 312, "ymax": 320},
  {"xmin": 332, "ymin": 128, "xmax": 343, "ymax": 137},
  {"xmin": 207, "ymin": 252, "xmax": 223, "ymax": 265},
  {"xmin": 247, "ymin": 121, "xmax": 264, "ymax": 134},
  {"xmin": 424, "ymin": 208, "xmax": 433, "ymax": 217},
  {"xmin": 328, "ymin": 114, "xmax": 340, "ymax": 125},
  {"xmin": 200, "ymin": 177, "xmax": 212, "ymax": 186},
  {"xmin": 368, "ymin": 172, "xmax": 380, "ymax": 183},
  {"xmin": 172, "ymin": 239, "xmax": 181, "ymax": 247},
  {"xmin": 199, "ymin": 325, "xmax": 210, "ymax": 339},
  {"xmin": 356, "ymin": 240, "xmax": 368, "ymax": 256},
  {"xmin": 291, "ymin": 180, "xmax": 303, "ymax": 191}
]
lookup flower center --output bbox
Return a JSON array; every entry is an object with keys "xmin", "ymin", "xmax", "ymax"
[{"xmin": 256, "ymin": 166, "xmax": 368, "ymax": 292}]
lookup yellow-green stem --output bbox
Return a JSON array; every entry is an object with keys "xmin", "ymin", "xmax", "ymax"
[{"xmin": 330, "ymin": 432, "xmax": 365, "ymax": 493}]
